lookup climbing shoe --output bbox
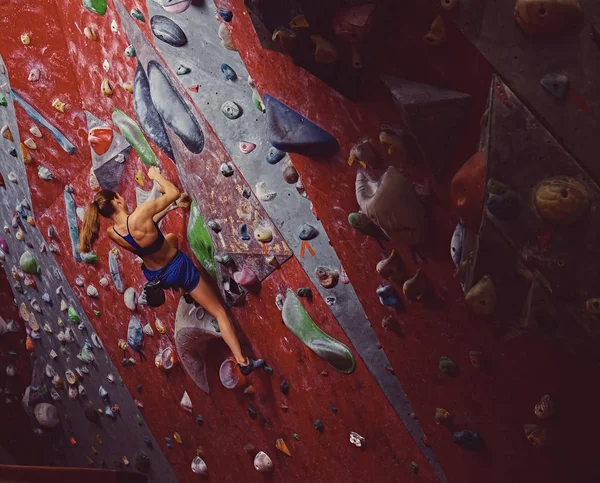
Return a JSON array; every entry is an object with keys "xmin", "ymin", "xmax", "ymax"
[{"xmin": 239, "ymin": 358, "xmax": 265, "ymax": 376}]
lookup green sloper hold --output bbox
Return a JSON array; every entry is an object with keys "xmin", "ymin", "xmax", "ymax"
[
  {"xmin": 80, "ymin": 251, "xmax": 99, "ymax": 264},
  {"xmin": 112, "ymin": 109, "xmax": 159, "ymax": 167},
  {"xmin": 82, "ymin": 0, "xmax": 107, "ymax": 15},
  {"xmin": 187, "ymin": 200, "xmax": 217, "ymax": 280},
  {"xmin": 19, "ymin": 251, "xmax": 40, "ymax": 275},
  {"xmin": 68, "ymin": 307, "xmax": 80, "ymax": 323},
  {"xmin": 282, "ymin": 289, "xmax": 356, "ymax": 374}
]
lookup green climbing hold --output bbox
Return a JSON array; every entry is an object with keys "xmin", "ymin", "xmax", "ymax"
[
  {"xmin": 293, "ymin": 433, "xmax": 300, "ymax": 441},
  {"xmin": 68, "ymin": 307, "xmax": 80, "ymax": 323},
  {"xmin": 82, "ymin": 0, "xmax": 107, "ymax": 15},
  {"xmin": 410, "ymin": 462, "xmax": 419, "ymax": 474},
  {"xmin": 19, "ymin": 251, "xmax": 40, "ymax": 275},
  {"xmin": 112, "ymin": 109, "xmax": 159, "ymax": 167},
  {"xmin": 252, "ymin": 92, "xmax": 265, "ymax": 112},
  {"xmin": 93, "ymin": 310, "xmax": 101, "ymax": 316},
  {"xmin": 282, "ymin": 289, "xmax": 355, "ymax": 374},
  {"xmin": 130, "ymin": 8, "xmax": 145, "ymax": 22},
  {"xmin": 439, "ymin": 356, "xmax": 457, "ymax": 375},
  {"xmin": 0, "ymin": 96, "xmax": 7, "ymax": 107},
  {"xmin": 187, "ymin": 200, "xmax": 217, "ymax": 280},
  {"xmin": 136, "ymin": 414, "xmax": 143, "ymax": 426},
  {"xmin": 80, "ymin": 251, "xmax": 99, "ymax": 264}
]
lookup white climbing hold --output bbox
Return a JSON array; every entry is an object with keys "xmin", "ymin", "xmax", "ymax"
[
  {"xmin": 60, "ymin": 300, "xmax": 67, "ymax": 312},
  {"xmin": 110, "ymin": 20, "xmax": 118, "ymax": 33},
  {"xmin": 23, "ymin": 138, "xmax": 37, "ymax": 149},
  {"xmin": 124, "ymin": 287, "xmax": 137, "ymax": 311},
  {"xmin": 254, "ymin": 451, "xmax": 273, "ymax": 472},
  {"xmin": 0, "ymin": 316, "xmax": 7, "ymax": 336},
  {"xmin": 255, "ymin": 181, "xmax": 277, "ymax": 201},
  {"xmin": 29, "ymin": 126, "xmax": 42, "ymax": 138},
  {"xmin": 28, "ymin": 68, "xmax": 40, "ymax": 82},
  {"xmin": 99, "ymin": 277, "xmax": 109, "ymax": 288},
  {"xmin": 275, "ymin": 294, "xmax": 284, "ymax": 311},
  {"xmin": 55, "ymin": 286, "xmax": 63, "ymax": 295},
  {"xmin": 180, "ymin": 391, "xmax": 193, "ymax": 412},
  {"xmin": 142, "ymin": 323, "xmax": 154, "ymax": 336},
  {"xmin": 76, "ymin": 207, "xmax": 86, "ymax": 221},
  {"xmin": 8, "ymin": 172, "xmax": 17, "ymax": 183},
  {"xmin": 34, "ymin": 403, "xmax": 60, "ymax": 429},
  {"xmin": 102, "ymin": 59, "xmax": 110, "ymax": 72},
  {"xmin": 91, "ymin": 333, "xmax": 102, "ymax": 349},
  {"xmin": 349, "ymin": 431, "xmax": 366, "ymax": 447},
  {"xmin": 45, "ymin": 364, "xmax": 56, "ymax": 378},
  {"xmin": 191, "ymin": 456, "xmax": 208, "ymax": 475},
  {"xmin": 78, "ymin": 385, "xmax": 86, "ymax": 396},
  {"xmin": 86, "ymin": 285, "xmax": 98, "ymax": 298},
  {"xmin": 75, "ymin": 276, "xmax": 84, "ymax": 286}
]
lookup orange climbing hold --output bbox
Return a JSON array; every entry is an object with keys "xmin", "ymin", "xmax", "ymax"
[
  {"xmin": 275, "ymin": 438, "xmax": 292, "ymax": 456},
  {"xmin": 88, "ymin": 127, "xmax": 114, "ymax": 155}
]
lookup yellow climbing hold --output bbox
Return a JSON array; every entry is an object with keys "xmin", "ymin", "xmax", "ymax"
[
  {"xmin": 122, "ymin": 456, "xmax": 129, "ymax": 466},
  {"xmin": 52, "ymin": 99, "xmax": 65, "ymax": 112},
  {"xmin": 122, "ymin": 81, "xmax": 134, "ymax": 93},
  {"xmin": 57, "ymin": 317, "xmax": 64, "ymax": 327},
  {"xmin": 173, "ymin": 432, "xmax": 182, "ymax": 444},
  {"xmin": 118, "ymin": 339, "xmax": 127, "ymax": 351},
  {"xmin": 23, "ymin": 138, "xmax": 37, "ymax": 150},
  {"xmin": 311, "ymin": 35, "xmax": 337, "ymax": 64},
  {"xmin": 275, "ymin": 438, "xmax": 292, "ymax": 456},
  {"xmin": 96, "ymin": 434, "xmax": 103, "ymax": 445},
  {"xmin": 155, "ymin": 317, "xmax": 166, "ymax": 334},
  {"xmin": 135, "ymin": 170, "xmax": 144, "ymax": 186},
  {"xmin": 101, "ymin": 78, "xmax": 113, "ymax": 96},
  {"xmin": 289, "ymin": 14, "xmax": 309, "ymax": 28},
  {"xmin": 424, "ymin": 15, "xmax": 446, "ymax": 47},
  {"xmin": 91, "ymin": 446, "xmax": 98, "ymax": 454},
  {"xmin": 20, "ymin": 143, "xmax": 32, "ymax": 164},
  {"xmin": 20, "ymin": 33, "xmax": 31, "ymax": 45}
]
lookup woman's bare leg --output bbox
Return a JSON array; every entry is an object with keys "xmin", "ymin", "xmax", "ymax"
[{"xmin": 188, "ymin": 276, "xmax": 246, "ymax": 364}]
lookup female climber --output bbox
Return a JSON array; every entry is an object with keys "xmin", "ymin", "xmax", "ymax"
[{"xmin": 80, "ymin": 166, "xmax": 264, "ymax": 376}]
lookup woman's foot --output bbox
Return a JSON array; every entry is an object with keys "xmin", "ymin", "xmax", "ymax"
[
  {"xmin": 239, "ymin": 358, "xmax": 265, "ymax": 376},
  {"xmin": 176, "ymin": 192, "xmax": 191, "ymax": 210}
]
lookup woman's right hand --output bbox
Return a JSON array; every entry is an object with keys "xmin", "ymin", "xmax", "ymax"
[{"xmin": 148, "ymin": 166, "xmax": 162, "ymax": 180}]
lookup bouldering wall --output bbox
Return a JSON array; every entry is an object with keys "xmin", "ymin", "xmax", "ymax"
[{"xmin": 0, "ymin": 0, "xmax": 599, "ymax": 482}]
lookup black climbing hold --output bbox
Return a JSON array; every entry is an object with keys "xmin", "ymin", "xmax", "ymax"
[
  {"xmin": 242, "ymin": 187, "xmax": 251, "ymax": 199},
  {"xmin": 453, "ymin": 430, "xmax": 483, "ymax": 450},
  {"xmin": 136, "ymin": 384, "xmax": 143, "ymax": 393},
  {"xmin": 143, "ymin": 436, "xmax": 152, "ymax": 448},
  {"xmin": 134, "ymin": 450, "xmax": 150, "ymax": 473},
  {"xmin": 207, "ymin": 220, "xmax": 221, "ymax": 233},
  {"xmin": 221, "ymin": 63, "xmax": 237, "ymax": 81},
  {"xmin": 487, "ymin": 192, "xmax": 522, "ymax": 221},
  {"xmin": 133, "ymin": 62, "xmax": 175, "ymax": 161},
  {"xmin": 148, "ymin": 61, "xmax": 204, "ymax": 154},
  {"xmin": 196, "ymin": 414, "xmax": 204, "ymax": 425},
  {"xmin": 296, "ymin": 287, "xmax": 312, "ymax": 300},
  {"xmin": 264, "ymin": 95, "xmax": 339, "ymax": 156},
  {"xmin": 218, "ymin": 9, "xmax": 233, "ymax": 22},
  {"xmin": 266, "ymin": 146, "xmax": 285, "ymax": 165},
  {"xmin": 85, "ymin": 406, "xmax": 100, "ymax": 423},
  {"xmin": 279, "ymin": 380, "xmax": 289, "ymax": 395},
  {"xmin": 165, "ymin": 437, "xmax": 173, "ymax": 448},
  {"xmin": 248, "ymin": 407, "xmax": 257, "ymax": 419},
  {"xmin": 239, "ymin": 224, "xmax": 250, "ymax": 241},
  {"xmin": 263, "ymin": 364, "xmax": 273, "ymax": 373},
  {"xmin": 220, "ymin": 162, "xmax": 234, "ymax": 177},
  {"xmin": 150, "ymin": 15, "xmax": 188, "ymax": 47},
  {"xmin": 9, "ymin": 148, "xmax": 17, "ymax": 157},
  {"xmin": 176, "ymin": 65, "xmax": 191, "ymax": 76},
  {"xmin": 330, "ymin": 406, "xmax": 337, "ymax": 414},
  {"xmin": 540, "ymin": 73, "xmax": 570, "ymax": 99},
  {"xmin": 298, "ymin": 223, "xmax": 319, "ymax": 240},
  {"xmin": 313, "ymin": 419, "xmax": 324, "ymax": 432}
]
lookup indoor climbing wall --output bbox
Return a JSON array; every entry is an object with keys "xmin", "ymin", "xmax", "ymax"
[{"xmin": 1, "ymin": 0, "xmax": 599, "ymax": 482}]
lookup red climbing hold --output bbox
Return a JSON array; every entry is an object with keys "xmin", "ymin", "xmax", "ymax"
[{"xmin": 88, "ymin": 127, "xmax": 113, "ymax": 155}]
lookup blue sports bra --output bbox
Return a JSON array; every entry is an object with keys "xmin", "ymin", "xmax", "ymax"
[{"xmin": 113, "ymin": 216, "xmax": 165, "ymax": 256}]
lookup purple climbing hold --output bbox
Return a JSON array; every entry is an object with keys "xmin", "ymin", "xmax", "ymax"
[
  {"xmin": 0, "ymin": 236, "xmax": 8, "ymax": 253},
  {"xmin": 314, "ymin": 419, "xmax": 324, "ymax": 432},
  {"xmin": 264, "ymin": 95, "xmax": 339, "ymax": 156},
  {"xmin": 453, "ymin": 430, "xmax": 483, "ymax": 450}
]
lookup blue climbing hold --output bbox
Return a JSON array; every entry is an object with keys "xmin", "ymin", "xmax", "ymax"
[
  {"xmin": 376, "ymin": 284, "xmax": 403, "ymax": 308},
  {"xmin": 196, "ymin": 414, "xmax": 204, "ymax": 425},
  {"xmin": 127, "ymin": 316, "xmax": 144, "ymax": 352},
  {"xmin": 264, "ymin": 94, "xmax": 339, "ymax": 156},
  {"xmin": 239, "ymin": 224, "xmax": 250, "ymax": 241},
  {"xmin": 165, "ymin": 436, "xmax": 173, "ymax": 448},
  {"xmin": 108, "ymin": 249, "xmax": 125, "ymax": 293},
  {"xmin": 453, "ymin": 430, "xmax": 483, "ymax": 450},
  {"xmin": 64, "ymin": 186, "xmax": 82, "ymax": 262},
  {"xmin": 221, "ymin": 64, "xmax": 237, "ymax": 81},
  {"xmin": 144, "ymin": 436, "xmax": 153, "ymax": 448},
  {"xmin": 266, "ymin": 146, "xmax": 286, "ymax": 165},
  {"xmin": 487, "ymin": 192, "xmax": 522, "ymax": 221},
  {"xmin": 218, "ymin": 9, "xmax": 233, "ymax": 22}
]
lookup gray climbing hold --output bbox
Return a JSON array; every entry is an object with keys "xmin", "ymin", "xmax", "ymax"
[
  {"xmin": 264, "ymin": 94, "xmax": 339, "ymax": 156},
  {"xmin": 540, "ymin": 73, "xmax": 570, "ymax": 99},
  {"xmin": 176, "ymin": 65, "xmax": 191, "ymax": 76},
  {"xmin": 220, "ymin": 162, "xmax": 234, "ymax": 177},
  {"xmin": 147, "ymin": 61, "xmax": 204, "ymax": 154},
  {"xmin": 34, "ymin": 403, "xmax": 60, "ymax": 429},
  {"xmin": 221, "ymin": 64, "xmax": 237, "ymax": 81},
  {"xmin": 124, "ymin": 287, "xmax": 138, "ymax": 311},
  {"xmin": 150, "ymin": 15, "xmax": 188, "ymax": 47},
  {"xmin": 221, "ymin": 101, "xmax": 242, "ymax": 120},
  {"xmin": 298, "ymin": 223, "xmax": 318, "ymax": 240},
  {"xmin": 127, "ymin": 316, "xmax": 144, "ymax": 352},
  {"xmin": 207, "ymin": 220, "xmax": 221, "ymax": 233}
]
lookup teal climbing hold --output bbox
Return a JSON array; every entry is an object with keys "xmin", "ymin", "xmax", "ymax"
[
  {"xmin": 187, "ymin": 200, "xmax": 217, "ymax": 280},
  {"xmin": 0, "ymin": 96, "xmax": 7, "ymax": 107},
  {"xmin": 282, "ymin": 289, "xmax": 355, "ymax": 374},
  {"xmin": 64, "ymin": 186, "xmax": 82, "ymax": 262},
  {"xmin": 112, "ymin": 109, "xmax": 159, "ymax": 167},
  {"xmin": 19, "ymin": 251, "xmax": 40, "ymax": 275},
  {"xmin": 82, "ymin": 0, "xmax": 107, "ymax": 16},
  {"xmin": 130, "ymin": 8, "xmax": 145, "ymax": 22},
  {"xmin": 264, "ymin": 95, "xmax": 339, "ymax": 156},
  {"xmin": 108, "ymin": 249, "xmax": 124, "ymax": 293}
]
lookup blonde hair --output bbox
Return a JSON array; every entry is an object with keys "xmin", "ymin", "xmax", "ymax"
[{"xmin": 80, "ymin": 189, "xmax": 117, "ymax": 253}]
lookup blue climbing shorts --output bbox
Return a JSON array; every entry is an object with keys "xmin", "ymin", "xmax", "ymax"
[{"xmin": 143, "ymin": 250, "xmax": 201, "ymax": 293}]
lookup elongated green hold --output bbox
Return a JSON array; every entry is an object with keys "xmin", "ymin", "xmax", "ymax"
[
  {"xmin": 187, "ymin": 200, "xmax": 217, "ymax": 280},
  {"xmin": 112, "ymin": 109, "xmax": 159, "ymax": 167},
  {"xmin": 81, "ymin": 251, "xmax": 99, "ymax": 264},
  {"xmin": 68, "ymin": 307, "xmax": 80, "ymax": 323},
  {"xmin": 282, "ymin": 289, "xmax": 355, "ymax": 374},
  {"xmin": 82, "ymin": 0, "xmax": 107, "ymax": 15}
]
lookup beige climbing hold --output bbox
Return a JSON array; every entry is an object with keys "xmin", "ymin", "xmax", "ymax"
[
  {"xmin": 376, "ymin": 250, "xmax": 403, "ymax": 282},
  {"xmin": 111, "ymin": 19, "xmax": 119, "ymax": 33},
  {"xmin": 52, "ymin": 99, "xmax": 65, "ymax": 112},
  {"xmin": 20, "ymin": 33, "xmax": 31, "ymax": 45},
  {"xmin": 23, "ymin": 138, "xmax": 37, "ymax": 150},
  {"xmin": 403, "ymin": 269, "xmax": 431, "ymax": 302},
  {"xmin": 122, "ymin": 81, "xmax": 134, "ymax": 93},
  {"xmin": 16, "ymin": 229, "xmax": 24, "ymax": 240},
  {"xmin": 275, "ymin": 438, "xmax": 291, "ymax": 456},
  {"xmin": 254, "ymin": 451, "xmax": 273, "ymax": 472},
  {"xmin": 180, "ymin": 391, "xmax": 193, "ymax": 412},
  {"xmin": 1, "ymin": 124, "xmax": 12, "ymax": 141},
  {"xmin": 465, "ymin": 275, "xmax": 496, "ymax": 315},
  {"xmin": 534, "ymin": 394, "xmax": 554, "ymax": 419},
  {"xmin": 534, "ymin": 177, "xmax": 589, "ymax": 225},
  {"xmin": 29, "ymin": 126, "xmax": 42, "ymax": 138},
  {"xmin": 218, "ymin": 23, "xmax": 237, "ymax": 51},
  {"xmin": 311, "ymin": 35, "xmax": 337, "ymax": 64},
  {"xmin": 515, "ymin": 0, "xmax": 583, "ymax": 36},
  {"xmin": 83, "ymin": 26, "xmax": 97, "ymax": 41},
  {"xmin": 424, "ymin": 15, "xmax": 446, "ymax": 46},
  {"xmin": 101, "ymin": 78, "xmax": 113, "ymax": 96},
  {"xmin": 254, "ymin": 225, "xmax": 273, "ymax": 243}
]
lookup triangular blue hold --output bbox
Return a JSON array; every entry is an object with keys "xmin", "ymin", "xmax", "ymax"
[
  {"xmin": 382, "ymin": 77, "xmax": 471, "ymax": 180},
  {"xmin": 264, "ymin": 95, "xmax": 339, "ymax": 157}
]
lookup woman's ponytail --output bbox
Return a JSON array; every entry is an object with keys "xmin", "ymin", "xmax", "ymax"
[{"xmin": 80, "ymin": 201, "xmax": 100, "ymax": 253}]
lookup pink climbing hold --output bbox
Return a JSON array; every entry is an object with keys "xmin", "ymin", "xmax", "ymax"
[
  {"xmin": 219, "ymin": 357, "xmax": 245, "ymax": 389},
  {"xmin": 233, "ymin": 264, "xmax": 259, "ymax": 287},
  {"xmin": 239, "ymin": 142, "xmax": 256, "ymax": 154},
  {"xmin": 0, "ymin": 236, "xmax": 8, "ymax": 253}
]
